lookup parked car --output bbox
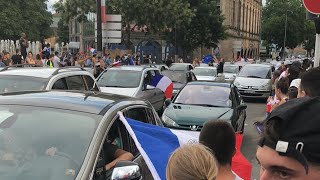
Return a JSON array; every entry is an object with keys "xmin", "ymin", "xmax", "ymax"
[
  {"xmin": 96, "ymin": 66, "xmax": 165, "ymax": 113},
  {"xmin": 162, "ymin": 70, "xmax": 197, "ymax": 98},
  {"xmin": 193, "ymin": 66, "xmax": 225, "ymax": 82},
  {"xmin": 0, "ymin": 66, "xmax": 99, "ymax": 93},
  {"xmin": 0, "ymin": 91, "xmax": 163, "ymax": 180},
  {"xmin": 162, "ymin": 82, "xmax": 247, "ymax": 133},
  {"xmin": 169, "ymin": 63, "xmax": 194, "ymax": 71},
  {"xmin": 233, "ymin": 64, "xmax": 272, "ymax": 99},
  {"xmin": 223, "ymin": 64, "xmax": 241, "ymax": 83}
]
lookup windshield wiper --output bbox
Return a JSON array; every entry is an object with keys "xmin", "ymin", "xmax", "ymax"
[{"xmin": 191, "ymin": 104, "xmax": 225, "ymax": 107}]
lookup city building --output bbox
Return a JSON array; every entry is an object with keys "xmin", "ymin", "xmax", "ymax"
[{"xmin": 218, "ymin": 0, "xmax": 262, "ymax": 60}]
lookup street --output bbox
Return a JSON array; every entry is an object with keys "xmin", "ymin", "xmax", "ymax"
[{"xmin": 242, "ymin": 99, "xmax": 266, "ymax": 180}]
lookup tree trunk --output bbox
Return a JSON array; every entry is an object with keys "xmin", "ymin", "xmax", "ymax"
[
  {"xmin": 126, "ymin": 24, "xmax": 131, "ymax": 49},
  {"xmin": 79, "ymin": 20, "xmax": 84, "ymax": 52}
]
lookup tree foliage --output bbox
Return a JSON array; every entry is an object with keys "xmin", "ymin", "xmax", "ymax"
[
  {"xmin": 303, "ymin": 21, "xmax": 316, "ymax": 56},
  {"xmin": 57, "ymin": 18, "xmax": 70, "ymax": 43},
  {"xmin": 261, "ymin": 0, "xmax": 306, "ymax": 50},
  {"xmin": 165, "ymin": 0, "xmax": 226, "ymax": 55},
  {"xmin": 0, "ymin": 0, "xmax": 52, "ymax": 40}
]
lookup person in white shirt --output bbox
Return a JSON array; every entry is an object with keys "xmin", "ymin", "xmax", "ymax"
[
  {"xmin": 199, "ymin": 121, "xmax": 243, "ymax": 180},
  {"xmin": 52, "ymin": 51, "xmax": 61, "ymax": 68}
]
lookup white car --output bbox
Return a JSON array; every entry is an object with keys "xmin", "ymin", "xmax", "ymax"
[
  {"xmin": 0, "ymin": 67, "xmax": 99, "ymax": 93},
  {"xmin": 97, "ymin": 66, "xmax": 165, "ymax": 112},
  {"xmin": 233, "ymin": 64, "xmax": 272, "ymax": 99},
  {"xmin": 223, "ymin": 64, "xmax": 240, "ymax": 83},
  {"xmin": 193, "ymin": 66, "xmax": 225, "ymax": 82}
]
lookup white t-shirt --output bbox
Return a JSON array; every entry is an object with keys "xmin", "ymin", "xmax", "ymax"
[{"xmin": 53, "ymin": 56, "xmax": 60, "ymax": 67}]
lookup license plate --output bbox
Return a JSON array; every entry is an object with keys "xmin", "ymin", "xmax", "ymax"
[{"xmin": 244, "ymin": 90, "xmax": 255, "ymax": 94}]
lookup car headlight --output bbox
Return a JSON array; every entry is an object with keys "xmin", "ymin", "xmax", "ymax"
[
  {"xmin": 162, "ymin": 114, "xmax": 179, "ymax": 127},
  {"xmin": 233, "ymin": 81, "xmax": 240, "ymax": 87},
  {"xmin": 260, "ymin": 83, "xmax": 270, "ymax": 90}
]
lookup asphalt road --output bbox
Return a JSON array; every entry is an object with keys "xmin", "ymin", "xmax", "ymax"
[{"xmin": 241, "ymin": 99, "xmax": 267, "ymax": 180}]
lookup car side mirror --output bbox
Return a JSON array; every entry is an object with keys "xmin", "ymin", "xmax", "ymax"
[
  {"xmin": 165, "ymin": 99, "xmax": 172, "ymax": 107},
  {"xmin": 237, "ymin": 104, "xmax": 247, "ymax": 110},
  {"xmin": 144, "ymin": 85, "xmax": 155, "ymax": 91},
  {"xmin": 111, "ymin": 161, "xmax": 142, "ymax": 180}
]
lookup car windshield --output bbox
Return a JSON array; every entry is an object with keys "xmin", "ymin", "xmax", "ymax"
[
  {"xmin": 162, "ymin": 71, "xmax": 187, "ymax": 84},
  {"xmin": 0, "ymin": 106, "xmax": 100, "ymax": 180},
  {"xmin": 238, "ymin": 66, "xmax": 270, "ymax": 79},
  {"xmin": 169, "ymin": 64, "xmax": 188, "ymax": 71},
  {"xmin": 97, "ymin": 70, "xmax": 142, "ymax": 88},
  {"xmin": 224, "ymin": 65, "xmax": 239, "ymax": 74},
  {"xmin": 174, "ymin": 85, "xmax": 231, "ymax": 107},
  {"xmin": 0, "ymin": 76, "xmax": 48, "ymax": 93},
  {"xmin": 193, "ymin": 68, "xmax": 217, "ymax": 76}
]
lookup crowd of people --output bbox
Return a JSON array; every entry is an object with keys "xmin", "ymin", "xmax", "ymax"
[{"xmin": 166, "ymin": 65, "xmax": 320, "ymax": 180}]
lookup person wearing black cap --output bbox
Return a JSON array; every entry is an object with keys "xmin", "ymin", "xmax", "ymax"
[{"xmin": 256, "ymin": 97, "xmax": 320, "ymax": 179}]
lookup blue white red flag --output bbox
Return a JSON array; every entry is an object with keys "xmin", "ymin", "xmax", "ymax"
[
  {"xmin": 151, "ymin": 74, "xmax": 173, "ymax": 99},
  {"xmin": 118, "ymin": 112, "xmax": 252, "ymax": 180},
  {"xmin": 88, "ymin": 47, "xmax": 97, "ymax": 55}
]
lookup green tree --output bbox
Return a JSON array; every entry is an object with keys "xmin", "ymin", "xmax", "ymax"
[
  {"xmin": 57, "ymin": 18, "xmax": 69, "ymax": 43},
  {"xmin": 109, "ymin": 0, "xmax": 194, "ymax": 48},
  {"xmin": 0, "ymin": 0, "xmax": 52, "ymax": 40},
  {"xmin": 303, "ymin": 21, "xmax": 316, "ymax": 57},
  {"xmin": 261, "ymin": 0, "xmax": 306, "ymax": 56},
  {"xmin": 165, "ymin": 0, "xmax": 226, "ymax": 56}
]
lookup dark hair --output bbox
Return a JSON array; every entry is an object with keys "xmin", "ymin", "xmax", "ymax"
[
  {"xmin": 273, "ymin": 70, "xmax": 281, "ymax": 79},
  {"xmin": 42, "ymin": 54, "xmax": 46, "ymax": 59},
  {"xmin": 28, "ymin": 51, "xmax": 33, "ymax": 55},
  {"xmin": 3, "ymin": 52, "xmax": 9, "ymax": 56},
  {"xmin": 54, "ymin": 51, "xmax": 59, "ymax": 56},
  {"xmin": 300, "ymin": 67, "xmax": 320, "ymax": 97},
  {"xmin": 276, "ymin": 77, "xmax": 289, "ymax": 95},
  {"xmin": 36, "ymin": 54, "xmax": 41, "ymax": 60},
  {"xmin": 199, "ymin": 120, "xmax": 235, "ymax": 165},
  {"xmin": 288, "ymin": 87, "xmax": 298, "ymax": 100},
  {"xmin": 49, "ymin": 54, "xmax": 54, "ymax": 58},
  {"xmin": 288, "ymin": 66, "xmax": 301, "ymax": 84},
  {"xmin": 16, "ymin": 49, "xmax": 20, "ymax": 54}
]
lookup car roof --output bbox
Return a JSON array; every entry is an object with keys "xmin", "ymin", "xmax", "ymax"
[
  {"xmin": 0, "ymin": 91, "xmax": 140, "ymax": 115},
  {"xmin": 243, "ymin": 64, "xmax": 271, "ymax": 68},
  {"xmin": 171, "ymin": 63, "xmax": 192, "ymax": 65},
  {"xmin": 187, "ymin": 81, "xmax": 231, "ymax": 88},
  {"xmin": 194, "ymin": 66, "xmax": 217, "ymax": 69},
  {"xmin": 0, "ymin": 67, "xmax": 92, "ymax": 78},
  {"xmin": 109, "ymin": 65, "xmax": 158, "ymax": 72}
]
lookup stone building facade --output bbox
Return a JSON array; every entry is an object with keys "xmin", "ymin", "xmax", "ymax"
[{"xmin": 218, "ymin": 0, "xmax": 262, "ymax": 60}]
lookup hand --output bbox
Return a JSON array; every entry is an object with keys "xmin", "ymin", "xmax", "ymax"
[
  {"xmin": 105, "ymin": 162, "xmax": 115, "ymax": 170},
  {"xmin": 46, "ymin": 147, "xmax": 57, "ymax": 156}
]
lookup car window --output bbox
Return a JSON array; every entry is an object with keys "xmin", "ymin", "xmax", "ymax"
[
  {"xmin": 238, "ymin": 65, "xmax": 271, "ymax": 79},
  {"xmin": 175, "ymin": 84, "xmax": 232, "ymax": 107},
  {"xmin": 124, "ymin": 108, "xmax": 150, "ymax": 124},
  {"xmin": 83, "ymin": 75, "xmax": 99, "ymax": 91},
  {"xmin": 52, "ymin": 78, "xmax": 68, "ymax": 90},
  {"xmin": 162, "ymin": 71, "xmax": 187, "ymax": 84},
  {"xmin": 97, "ymin": 70, "xmax": 141, "ymax": 88},
  {"xmin": 0, "ymin": 75, "xmax": 47, "ymax": 93},
  {"xmin": 65, "ymin": 75, "xmax": 86, "ymax": 90}
]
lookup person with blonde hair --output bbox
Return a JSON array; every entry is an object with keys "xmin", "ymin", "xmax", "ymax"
[{"xmin": 166, "ymin": 144, "xmax": 218, "ymax": 180}]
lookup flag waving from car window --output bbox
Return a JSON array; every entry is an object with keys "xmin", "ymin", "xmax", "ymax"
[
  {"xmin": 118, "ymin": 112, "xmax": 252, "ymax": 180},
  {"xmin": 150, "ymin": 74, "xmax": 173, "ymax": 99}
]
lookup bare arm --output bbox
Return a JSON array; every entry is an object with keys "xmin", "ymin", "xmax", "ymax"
[{"xmin": 105, "ymin": 149, "xmax": 134, "ymax": 170}]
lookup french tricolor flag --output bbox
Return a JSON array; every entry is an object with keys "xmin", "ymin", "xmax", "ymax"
[
  {"xmin": 88, "ymin": 47, "xmax": 97, "ymax": 55},
  {"xmin": 151, "ymin": 74, "xmax": 173, "ymax": 99},
  {"xmin": 118, "ymin": 112, "xmax": 252, "ymax": 180}
]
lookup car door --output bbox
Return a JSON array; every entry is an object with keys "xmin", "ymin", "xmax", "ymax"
[
  {"xmin": 139, "ymin": 70, "xmax": 164, "ymax": 112},
  {"xmin": 232, "ymin": 87, "xmax": 246, "ymax": 132},
  {"xmin": 122, "ymin": 107, "xmax": 158, "ymax": 180}
]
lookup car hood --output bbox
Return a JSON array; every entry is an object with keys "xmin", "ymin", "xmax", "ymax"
[
  {"xmin": 235, "ymin": 77, "xmax": 270, "ymax": 87},
  {"xmin": 173, "ymin": 83, "xmax": 185, "ymax": 90},
  {"xmin": 99, "ymin": 87, "xmax": 137, "ymax": 97},
  {"xmin": 164, "ymin": 104, "xmax": 233, "ymax": 126},
  {"xmin": 224, "ymin": 73, "xmax": 236, "ymax": 79},
  {"xmin": 196, "ymin": 76, "xmax": 216, "ymax": 81}
]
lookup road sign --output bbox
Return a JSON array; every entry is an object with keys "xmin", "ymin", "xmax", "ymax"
[
  {"xmin": 104, "ymin": 23, "xmax": 122, "ymax": 30},
  {"xmin": 303, "ymin": 0, "xmax": 320, "ymax": 14},
  {"xmin": 106, "ymin": 15, "xmax": 122, "ymax": 22}
]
